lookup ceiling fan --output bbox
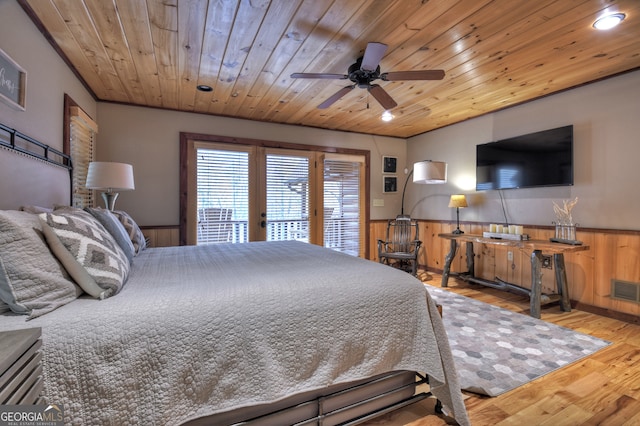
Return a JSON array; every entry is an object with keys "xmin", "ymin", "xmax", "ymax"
[{"xmin": 290, "ymin": 42, "xmax": 445, "ymax": 110}]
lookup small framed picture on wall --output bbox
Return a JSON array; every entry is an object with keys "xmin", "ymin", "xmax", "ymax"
[
  {"xmin": 382, "ymin": 156, "xmax": 397, "ymax": 173},
  {"xmin": 383, "ymin": 176, "xmax": 398, "ymax": 193}
]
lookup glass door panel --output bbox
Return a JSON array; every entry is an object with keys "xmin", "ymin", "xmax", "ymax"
[
  {"xmin": 323, "ymin": 156, "xmax": 363, "ymax": 256},
  {"xmin": 196, "ymin": 148, "xmax": 250, "ymax": 244},
  {"xmin": 265, "ymin": 152, "xmax": 311, "ymax": 242}
]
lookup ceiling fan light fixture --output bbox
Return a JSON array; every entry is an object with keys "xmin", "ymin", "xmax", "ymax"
[
  {"xmin": 593, "ymin": 12, "xmax": 626, "ymax": 30},
  {"xmin": 381, "ymin": 110, "xmax": 394, "ymax": 121}
]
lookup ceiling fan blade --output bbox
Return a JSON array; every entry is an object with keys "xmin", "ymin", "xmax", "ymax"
[
  {"xmin": 382, "ymin": 70, "xmax": 445, "ymax": 81},
  {"xmin": 290, "ymin": 73, "xmax": 348, "ymax": 79},
  {"xmin": 360, "ymin": 42, "xmax": 388, "ymax": 71},
  {"xmin": 368, "ymin": 84, "xmax": 397, "ymax": 110},
  {"xmin": 317, "ymin": 85, "xmax": 355, "ymax": 109}
]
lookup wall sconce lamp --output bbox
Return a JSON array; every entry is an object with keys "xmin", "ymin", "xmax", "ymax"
[
  {"xmin": 86, "ymin": 162, "xmax": 135, "ymax": 210},
  {"xmin": 400, "ymin": 160, "xmax": 447, "ymax": 217},
  {"xmin": 448, "ymin": 194, "xmax": 468, "ymax": 234}
]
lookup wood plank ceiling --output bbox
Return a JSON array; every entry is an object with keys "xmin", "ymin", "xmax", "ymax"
[{"xmin": 19, "ymin": 0, "xmax": 640, "ymax": 138}]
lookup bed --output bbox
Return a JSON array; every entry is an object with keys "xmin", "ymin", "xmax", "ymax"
[{"xmin": 0, "ymin": 124, "xmax": 469, "ymax": 425}]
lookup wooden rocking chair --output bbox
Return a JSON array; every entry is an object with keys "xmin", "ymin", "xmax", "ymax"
[{"xmin": 377, "ymin": 216, "xmax": 422, "ymax": 276}]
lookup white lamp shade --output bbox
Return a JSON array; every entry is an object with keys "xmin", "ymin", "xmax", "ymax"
[
  {"xmin": 86, "ymin": 162, "xmax": 135, "ymax": 191},
  {"xmin": 413, "ymin": 160, "xmax": 447, "ymax": 184}
]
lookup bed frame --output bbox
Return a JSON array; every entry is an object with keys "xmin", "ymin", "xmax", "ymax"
[
  {"xmin": 0, "ymin": 122, "xmax": 446, "ymax": 426},
  {"xmin": 186, "ymin": 371, "xmax": 441, "ymax": 425}
]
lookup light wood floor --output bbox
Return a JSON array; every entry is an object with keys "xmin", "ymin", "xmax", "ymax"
[{"xmin": 363, "ymin": 272, "xmax": 640, "ymax": 426}]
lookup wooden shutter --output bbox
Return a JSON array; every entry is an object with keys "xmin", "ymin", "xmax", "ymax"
[{"xmin": 69, "ymin": 106, "xmax": 98, "ymax": 208}]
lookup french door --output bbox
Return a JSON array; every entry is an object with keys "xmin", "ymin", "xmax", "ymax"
[
  {"xmin": 261, "ymin": 148, "xmax": 316, "ymax": 243},
  {"xmin": 184, "ymin": 140, "xmax": 365, "ymax": 257}
]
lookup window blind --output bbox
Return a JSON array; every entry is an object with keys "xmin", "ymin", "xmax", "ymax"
[
  {"xmin": 265, "ymin": 154, "xmax": 310, "ymax": 242},
  {"xmin": 196, "ymin": 148, "xmax": 249, "ymax": 244},
  {"xmin": 324, "ymin": 159, "xmax": 362, "ymax": 256}
]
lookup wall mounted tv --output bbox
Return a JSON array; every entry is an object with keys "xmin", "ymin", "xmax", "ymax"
[{"xmin": 476, "ymin": 125, "xmax": 573, "ymax": 190}]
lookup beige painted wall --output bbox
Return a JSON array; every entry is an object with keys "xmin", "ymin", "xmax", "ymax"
[
  {"xmin": 0, "ymin": 0, "xmax": 96, "ymax": 210},
  {"xmin": 407, "ymin": 69, "xmax": 640, "ymax": 231},
  {"xmin": 0, "ymin": 0, "xmax": 96, "ymax": 150},
  {"xmin": 96, "ymin": 103, "xmax": 407, "ymax": 225}
]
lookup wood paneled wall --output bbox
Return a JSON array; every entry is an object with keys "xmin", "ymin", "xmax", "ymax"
[
  {"xmin": 370, "ymin": 220, "xmax": 640, "ymax": 319},
  {"xmin": 141, "ymin": 226, "xmax": 180, "ymax": 248}
]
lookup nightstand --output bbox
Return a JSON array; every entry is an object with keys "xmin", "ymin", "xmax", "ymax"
[{"xmin": 0, "ymin": 328, "xmax": 44, "ymax": 405}]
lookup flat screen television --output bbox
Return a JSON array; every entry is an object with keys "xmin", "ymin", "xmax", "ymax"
[{"xmin": 476, "ymin": 125, "xmax": 573, "ymax": 190}]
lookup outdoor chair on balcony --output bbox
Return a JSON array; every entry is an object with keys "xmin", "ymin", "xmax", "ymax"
[
  {"xmin": 377, "ymin": 216, "xmax": 422, "ymax": 276},
  {"xmin": 198, "ymin": 208, "xmax": 233, "ymax": 244}
]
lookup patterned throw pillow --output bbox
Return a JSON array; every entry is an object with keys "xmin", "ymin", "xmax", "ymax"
[
  {"xmin": 39, "ymin": 209, "xmax": 130, "ymax": 297},
  {"xmin": 111, "ymin": 210, "xmax": 146, "ymax": 254},
  {"xmin": 84, "ymin": 207, "xmax": 135, "ymax": 263},
  {"xmin": 0, "ymin": 210, "xmax": 81, "ymax": 318}
]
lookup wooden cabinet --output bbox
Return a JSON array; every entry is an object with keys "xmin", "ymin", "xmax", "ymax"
[{"xmin": 0, "ymin": 328, "xmax": 44, "ymax": 405}]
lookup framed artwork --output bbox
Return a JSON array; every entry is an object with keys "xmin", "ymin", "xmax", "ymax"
[
  {"xmin": 0, "ymin": 48, "xmax": 27, "ymax": 111},
  {"xmin": 383, "ymin": 176, "xmax": 398, "ymax": 193},
  {"xmin": 382, "ymin": 156, "xmax": 397, "ymax": 173}
]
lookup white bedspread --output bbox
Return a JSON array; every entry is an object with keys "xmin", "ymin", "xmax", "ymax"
[{"xmin": 0, "ymin": 241, "xmax": 468, "ymax": 425}]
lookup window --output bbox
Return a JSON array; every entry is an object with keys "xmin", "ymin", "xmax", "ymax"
[
  {"xmin": 196, "ymin": 148, "xmax": 249, "ymax": 244},
  {"xmin": 324, "ymin": 155, "xmax": 365, "ymax": 257},
  {"xmin": 181, "ymin": 133, "xmax": 370, "ymax": 258},
  {"xmin": 265, "ymin": 151, "xmax": 313, "ymax": 243}
]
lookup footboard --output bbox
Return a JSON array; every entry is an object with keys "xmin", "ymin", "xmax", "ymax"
[{"xmin": 184, "ymin": 371, "xmax": 436, "ymax": 426}]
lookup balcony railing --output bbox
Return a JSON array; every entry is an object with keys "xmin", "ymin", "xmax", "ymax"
[
  {"xmin": 198, "ymin": 218, "xmax": 309, "ymax": 244},
  {"xmin": 197, "ymin": 218, "xmax": 359, "ymax": 256}
]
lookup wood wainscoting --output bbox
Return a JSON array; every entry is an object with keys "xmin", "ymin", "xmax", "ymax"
[
  {"xmin": 369, "ymin": 220, "xmax": 640, "ymax": 322},
  {"xmin": 140, "ymin": 226, "xmax": 180, "ymax": 248}
]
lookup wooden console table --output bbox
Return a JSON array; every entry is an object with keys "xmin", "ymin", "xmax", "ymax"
[{"xmin": 438, "ymin": 233, "xmax": 589, "ymax": 318}]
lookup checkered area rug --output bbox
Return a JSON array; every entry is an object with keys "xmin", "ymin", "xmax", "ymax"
[{"xmin": 426, "ymin": 285, "xmax": 611, "ymax": 396}]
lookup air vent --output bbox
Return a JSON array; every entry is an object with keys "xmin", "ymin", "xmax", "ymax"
[{"xmin": 611, "ymin": 279, "xmax": 640, "ymax": 303}]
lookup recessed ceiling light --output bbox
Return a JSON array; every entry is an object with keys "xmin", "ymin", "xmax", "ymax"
[
  {"xmin": 381, "ymin": 110, "xmax": 394, "ymax": 122},
  {"xmin": 197, "ymin": 85, "xmax": 213, "ymax": 92},
  {"xmin": 593, "ymin": 12, "xmax": 626, "ymax": 30}
]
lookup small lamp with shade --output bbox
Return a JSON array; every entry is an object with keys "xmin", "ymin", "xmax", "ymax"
[
  {"xmin": 448, "ymin": 194, "xmax": 468, "ymax": 234},
  {"xmin": 86, "ymin": 162, "xmax": 135, "ymax": 210}
]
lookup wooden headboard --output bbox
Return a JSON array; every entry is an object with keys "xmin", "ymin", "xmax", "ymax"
[{"xmin": 0, "ymin": 123, "xmax": 71, "ymax": 210}]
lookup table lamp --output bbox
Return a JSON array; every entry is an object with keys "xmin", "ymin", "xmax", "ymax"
[
  {"xmin": 86, "ymin": 162, "xmax": 135, "ymax": 210},
  {"xmin": 448, "ymin": 194, "xmax": 468, "ymax": 234}
]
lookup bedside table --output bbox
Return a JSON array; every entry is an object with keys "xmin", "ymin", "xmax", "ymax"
[{"xmin": 0, "ymin": 328, "xmax": 44, "ymax": 405}]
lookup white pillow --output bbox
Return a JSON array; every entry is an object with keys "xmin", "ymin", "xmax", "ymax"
[{"xmin": 0, "ymin": 210, "xmax": 81, "ymax": 318}]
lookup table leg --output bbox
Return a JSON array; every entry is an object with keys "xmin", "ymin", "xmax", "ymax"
[
  {"xmin": 465, "ymin": 241, "xmax": 475, "ymax": 277},
  {"xmin": 530, "ymin": 250, "xmax": 543, "ymax": 319},
  {"xmin": 441, "ymin": 239, "xmax": 458, "ymax": 288},
  {"xmin": 554, "ymin": 253, "xmax": 572, "ymax": 312}
]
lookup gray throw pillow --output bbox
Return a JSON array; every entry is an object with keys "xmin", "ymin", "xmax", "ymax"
[
  {"xmin": 39, "ymin": 209, "xmax": 130, "ymax": 297},
  {"xmin": 0, "ymin": 210, "xmax": 81, "ymax": 319}
]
